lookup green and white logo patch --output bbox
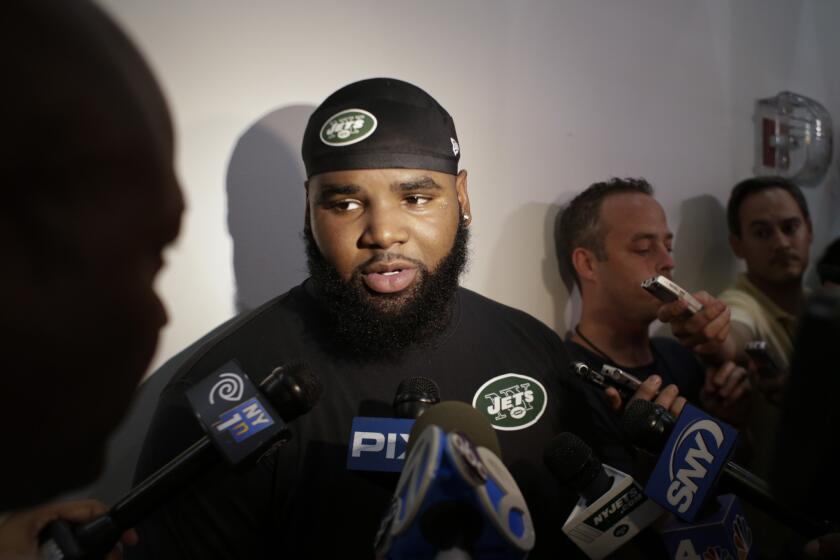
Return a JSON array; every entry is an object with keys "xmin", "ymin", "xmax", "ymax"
[
  {"xmin": 319, "ymin": 108, "xmax": 378, "ymax": 146},
  {"xmin": 472, "ymin": 373, "xmax": 547, "ymax": 431}
]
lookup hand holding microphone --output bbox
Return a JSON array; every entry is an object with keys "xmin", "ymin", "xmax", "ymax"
[
  {"xmin": 744, "ymin": 341, "xmax": 788, "ymax": 405},
  {"xmin": 622, "ymin": 399, "xmax": 762, "ymax": 558},
  {"xmin": 0, "ymin": 501, "xmax": 135, "ymax": 560},
  {"xmin": 805, "ymin": 533, "xmax": 840, "ymax": 558},
  {"xmin": 699, "ymin": 361, "xmax": 751, "ymax": 427},
  {"xmin": 571, "ymin": 361, "xmax": 685, "ymax": 416},
  {"xmin": 622, "ymin": 399, "xmax": 834, "ymax": 538},
  {"xmin": 38, "ymin": 362, "xmax": 322, "ymax": 560}
]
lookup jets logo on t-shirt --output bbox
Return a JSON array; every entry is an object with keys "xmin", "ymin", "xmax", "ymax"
[{"xmin": 472, "ymin": 373, "xmax": 547, "ymax": 431}]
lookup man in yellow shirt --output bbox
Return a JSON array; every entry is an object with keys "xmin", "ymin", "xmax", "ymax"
[
  {"xmin": 720, "ymin": 176, "xmax": 812, "ymax": 384},
  {"xmin": 720, "ymin": 176, "xmax": 811, "ymax": 498},
  {"xmin": 719, "ymin": 176, "xmax": 815, "ymax": 556}
]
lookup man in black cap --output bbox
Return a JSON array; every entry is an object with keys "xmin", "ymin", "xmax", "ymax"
[{"xmin": 131, "ymin": 78, "xmax": 580, "ymax": 558}]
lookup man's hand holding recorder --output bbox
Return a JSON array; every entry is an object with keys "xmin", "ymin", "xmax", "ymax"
[
  {"xmin": 613, "ymin": 275, "xmax": 751, "ymax": 427},
  {"xmin": 648, "ymin": 275, "xmax": 737, "ymax": 365}
]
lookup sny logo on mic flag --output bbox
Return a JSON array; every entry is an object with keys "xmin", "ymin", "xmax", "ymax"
[{"xmin": 645, "ymin": 403, "xmax": 738, "ymax": 522}]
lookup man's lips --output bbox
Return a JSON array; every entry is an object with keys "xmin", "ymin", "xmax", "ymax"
[
  {"xmin": 771, "ymin": 254, "xmax": 800, "ymax": 267},
  {"xmin": 362, "ymin": 267, "xmax": 418, "ymax": 293}
]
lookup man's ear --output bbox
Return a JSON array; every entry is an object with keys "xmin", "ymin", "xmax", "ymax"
[
  {"xmin": 571, "ymin": 247, "xmax": 598, "ymax": 283},
  {"xmin": 455, "ymin": 170, "xmax": 471, "ymax": 224},
  {"xmin": 729, "ymin": 233, "xmax": 744, "ymax": 259}
]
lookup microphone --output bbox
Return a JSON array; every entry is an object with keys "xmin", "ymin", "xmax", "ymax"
[
  {"xmin": 38, "ymin": 363, "xmax": 322, "ymax": 560},
  {"xmin": 623, "ymin": 399, "xmax": 833, "ymax": 538},
  {"xmin": 571, "ymin": 361, "xmax": 657, "ymax": 403},
  {"xmin": 347, "ymin": 377, "xmax": 440, "ymax": 473},
  {"xmin": 544, "ymin": 432, "xmax": 664, "ymax": 559},
  {"xmin": 622, "ymin": 400, "xmax": 762, "ymax": 558},
  {"xmin": 393, "ymin": 376, "xmax": 440, "ymax": 419},
  {"xmin": 374, "ymin": 401, "xmax": 534, "ymax": 559}
]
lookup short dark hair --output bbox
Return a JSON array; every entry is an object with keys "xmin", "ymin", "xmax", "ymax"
[
  {"xmin": 555, "ymin": 177, "xmax": 654, "ymax": 287},
  {"xmin": 726, "ymin": 176, "xmax": 810, "ymax": 237}
]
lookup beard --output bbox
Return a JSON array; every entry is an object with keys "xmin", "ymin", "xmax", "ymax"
[{"xmin": 303, "ymin": 218, "xmax": 469, "ymax": 358}]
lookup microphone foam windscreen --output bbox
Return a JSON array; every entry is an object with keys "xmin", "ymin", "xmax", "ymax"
[
  {"xmin": 543, "ymin": 432, "xmax": 603, "ymax": 493},
  {"xmin": 621, "ymin": 399, "xmax": 675, "ymax": 455},
  {"xmin": 285, "ymin": 362, "xmax": 323, "ymax": 407},
  {"xmin": 263, "ymin": 362, "xmax": 323, "ymax": 421},
  {"xmin": 394, "ymin": 376, "xmax": 440, "ymax": 404},
  {"xmin": 407, "ymin": 401, "xmax": 502, "ymax": 458},
  {"xmin": 621, "ymin": 399, "xmax": 658, "ymax": 441}
]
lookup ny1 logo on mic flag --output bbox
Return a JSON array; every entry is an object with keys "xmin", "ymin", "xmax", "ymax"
[
  {"xmin": 645, "ymin": 403, "xmax": 738, "ymax": 522},
  {"xmin": 185, "ymin": 360, "xmax": 285, "ymax": 465},
  {"xmin": 213, "ymin": 397, "xmax": 275, "ymax": 443}
]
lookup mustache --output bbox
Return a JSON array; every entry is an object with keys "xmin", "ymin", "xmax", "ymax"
[
  {"xmin": 770, "ymin": 252, "xmax": 800, "ymax": 264},
  {"xmin": 355, "ymin": 253, "xmax": 425, "ymax": 272}
]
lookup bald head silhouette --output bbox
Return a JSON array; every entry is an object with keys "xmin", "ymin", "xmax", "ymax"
[{"xmin": 1, "ymin": 0, "xmax": 183, "ymax": 509}]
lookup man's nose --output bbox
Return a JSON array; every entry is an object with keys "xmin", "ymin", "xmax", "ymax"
[
  {"xmin": 770, "ymin": 226, "xmax": 792, "ymax": 250},
  {"xmin": 657, "ymin": 245, "xmax": 676, "ymax": 276},
  {"xmin": 358, "ymin": 205, "xmax": 409, "ymax": 249}
]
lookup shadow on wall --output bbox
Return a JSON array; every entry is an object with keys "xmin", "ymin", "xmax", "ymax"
[
  {"xmin": 543, "ymin": 202, "xmax": 576, "ymax": 336},
  {"xmin": 671, "ymin": 194, "xmax": 738, "ymax": 296},
  {"xmin": 482, "ymin": 201, "xmax": 575, "ymax": 337},
  {"xmin": 227, "ymin": 104, "xmax": 316, "ymax": 312},
  {"xmin": 550, "ymin": 199, "xmax": 582, "ymax": 338}
]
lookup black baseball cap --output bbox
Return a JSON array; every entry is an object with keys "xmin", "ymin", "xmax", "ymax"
[{"xmin": 302, "ymin": 77, "xmax": 460, "ymax": 178}]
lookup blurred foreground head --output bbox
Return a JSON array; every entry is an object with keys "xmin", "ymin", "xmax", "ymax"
[{"xmin": 0, "ymin": 0, "xmax": 183, "ymax": 508}]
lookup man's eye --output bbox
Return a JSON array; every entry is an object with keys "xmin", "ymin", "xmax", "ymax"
[
  {"xmin": 754, "ymin": 228, "xmax": 770, "ymax": 239},
  {"xmin": 782, "ymin": 222, "xmax": 800, "ymax": 236},
  {"xmin": 330, "ymin": 200, "xmax": 362, "ymax": 212},
  {"xmin": 634, "ymin": 249, "xmax": 651, "ymax": 256},
  {"xmin": 405, "ymin": 195, "xmax": 431, "ymax": 206}
]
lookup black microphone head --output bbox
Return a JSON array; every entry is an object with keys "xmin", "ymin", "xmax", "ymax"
[
  {"xmin": 406, "ymin": 400, "xmax": 502, "ymax": 458},
  {"xmin": 621, "ymin": 399, "xmax": 675, "ymax": 454},
  {"xmin": 260, "ymin": 362, "xmax": 323, "ymax": 422},
  {"xmin": 393, "ymin": 376, "xmax": 440, "ymax": 419},
  {"xmin": 543, "ymin": 432, "xmax": 612, "ymax": 503}
]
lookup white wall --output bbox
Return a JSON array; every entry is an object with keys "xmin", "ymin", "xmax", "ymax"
[{"xmin": 96, "ymin": 0, "xmax": 840, "ymax": 374}]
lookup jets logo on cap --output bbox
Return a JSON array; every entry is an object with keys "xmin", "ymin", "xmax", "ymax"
[
  {"xmin": 320, "ymin": 108, "xmax": 378, "ymax": 146},
  {"xmin": 472, "ymin": 373, "xmax": 547, "ymax": 431}
]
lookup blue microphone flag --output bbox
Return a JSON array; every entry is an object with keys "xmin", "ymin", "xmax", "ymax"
[{"xmin": 645, "ymin": 403, "xmax": 739, "ymax": 521}]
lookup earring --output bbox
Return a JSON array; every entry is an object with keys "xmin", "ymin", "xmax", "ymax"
[{"xmin": 463, "ymin": 213, "xmax": 471, "ymax": 222}]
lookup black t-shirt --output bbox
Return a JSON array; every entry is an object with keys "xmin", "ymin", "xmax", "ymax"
[
  {"xmin": 129, "ymin": 282, "xmax": 584, "ymax": 559},
  {"xmin": 562, "ymin": 338, "xmax": 704, "ymax": 476}
]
